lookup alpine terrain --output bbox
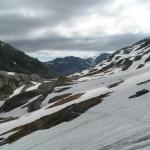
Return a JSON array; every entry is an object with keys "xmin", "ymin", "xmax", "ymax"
[
  {"xmin": 0, "ymin": 37, "xmax": 150, "ymax": 150},
  {"xmin": 46, "ymin": 53, "xmax": 110, "ymax": 76}
]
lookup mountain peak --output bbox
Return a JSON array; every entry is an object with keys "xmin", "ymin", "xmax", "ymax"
[{"xmin": 0, "ymin": 41, "xmax": 55, "ymax": 78}]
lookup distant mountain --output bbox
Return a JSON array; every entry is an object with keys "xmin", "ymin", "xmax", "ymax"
[
  {"xmin": 46, "ymin": 56, "xmax": 93, "ymax": 75},
  {"xmin": 0, "ymin": 41, "xmax": 55, "ymax": 78},
  {"xmin": 46, "ymin": 53, "xmax": 110, "ymax": 76}
]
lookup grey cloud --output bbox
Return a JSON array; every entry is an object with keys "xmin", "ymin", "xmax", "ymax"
[
  {"xmin": 0, "ymin": 0, "xmax": 149, "ymax": 59},
  {"xmin": 9, "ymin": 33, "xmax": 148, "ymax": 53},
  {"xmin": 0, "ymin": 0, "xmax": 110, "ymax": 42}
]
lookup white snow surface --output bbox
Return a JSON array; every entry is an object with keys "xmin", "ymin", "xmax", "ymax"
[
  {"xmin": 6, "ymin": 72, "xmax": 15, "ymax": 76},
  {"xmin": 26, "ymin": 83, "xmax": 41, "ymax": 91},
  {"xmin": 1, "ymin": 40, "xmax": 150, "ymax": 149},
  {"xmin": 8, "ymin": 85, "xmax": 25, "ymax": 99},
  {"xmin": 0, "ymin": 66, "xmax": 150, "ymax": 150}
]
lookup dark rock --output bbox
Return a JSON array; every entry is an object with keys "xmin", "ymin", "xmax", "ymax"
[
  {"xmin": 108, "ymin": 80, "xmax": 124, "ymax": 88},
  {"xmin": 137, "ymin": 64, "xmax": 145, "ymax": 69},
  {"xmin": 134, "ymin": 55, "xmax": 143, "ymax": 61},
  {"xmin": 129, "ymin": 89, "xmax": 149, "ymax": 99},
  {"xmin": 137, "ymin": 79, "xmax": 150, "ymax": 85},
  {"xmin": 95, "ymin": 53, "xmax": 111, "ymax": 64},
  {"xmin": 121, "ymin": 58, "xmax": 133, "ymax": 71},
  {"xmin": 145, "ymin": 55, "xmax": 150, "ymax": 63}
]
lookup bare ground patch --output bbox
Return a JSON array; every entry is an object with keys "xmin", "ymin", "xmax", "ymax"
[
  {"xmin": 48, "ymin": 93, "xmax": 72, "ymax": 104},
  {"xmin": 55, "ymin": 87, "xmax": 71, "ymax": 93},
  {"xmin": 129, "ymin": 89, "xmax": 149, "ymax": 99},
  {"xmin": 137, "ymin": 79, "xmax": 150, "ymax": 85},
  {"xmin": 107, "ymin": 80, "xmax": 124, "ymax": 88},
  {"xmin": 0, "ymin": 92, "xmax": 111, "ymax": 145},
  {"xmin": 49, "ymin": 93, "xmax": 84, "ymax": 108}
]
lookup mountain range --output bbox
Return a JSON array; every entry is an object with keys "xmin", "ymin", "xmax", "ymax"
[
  {"xmin": 0, "ymin": 40, "xmax": 110, "ymax": 76},
  {"xmin": 0, "ymin": 37, "xmax": 150, "ymax": 149},
  {"xmin": 46, "ymin": 53, "xmax": 110, "ymax": 76}
]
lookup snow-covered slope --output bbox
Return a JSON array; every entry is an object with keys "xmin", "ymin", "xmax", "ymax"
[
  {"xmin": 73, "ymin": 37, "xmax": 150, "ymax": 79},
  {"xmin": 0, "ymin": 37, "xmax": 150, "ymax": 150}
]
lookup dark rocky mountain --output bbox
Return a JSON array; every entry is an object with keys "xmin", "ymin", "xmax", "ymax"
[
  {"xmin": 95, "ymin": 53, "xmax": 110, "ymax": 64},
  {"xmin": 0, "ymin": 41, "xmax": 55, "ymax": 78},
  {"xmin": 46, "ymin": 56, "xmax": 93, "ymax": 75},
  {"xmin": 46, "ymin": 53, "xmax": 110, "ymax": 75}
]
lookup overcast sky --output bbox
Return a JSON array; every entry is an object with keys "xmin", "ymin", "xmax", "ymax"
[{"xmin": 0, "ymin": 0, "xmax": 149, "ymax": 61}]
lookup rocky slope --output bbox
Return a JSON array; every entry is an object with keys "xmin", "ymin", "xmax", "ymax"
[
  {"xmin": 95, "ymin": 52, "xmax": 110, "ymax": 64},
  {"xmin": 0, "ymin": 37, "xmax": 150, "ymax": 150},
  {"xmin": 0, "ymin": 71, "xmax": 44, "ymax": 101},
  {"xmin": 72, "ymin": 37, "xmax": 150, "ymax": 78},
  {"xmin": 0, "ymin": 41, "xmax": 55, "ymax": 78}
]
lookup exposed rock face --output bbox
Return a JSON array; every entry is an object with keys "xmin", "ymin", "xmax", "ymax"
[
  {"xmin": 0, "ymin": 71, "xmax": 43, "ymax": 100},
  {"xmin": 0, "ymin": 74, "xmax": 74, "ymax": 112},
  {"xmin": 95, "ymin": 53, "xmax": 111, "ymax": 64},
  {"xmin": 129, "ymin": 89, "xmax": 149, "ymax": 99}
]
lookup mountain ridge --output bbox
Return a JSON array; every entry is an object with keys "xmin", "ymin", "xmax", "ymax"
[
  {"xmin": 46, "ymin": 53, "xmax": 110, "ymax": 75},
  {"xmin": 0, "ymin": 41, "xmax": 55, "ymax": 78}
]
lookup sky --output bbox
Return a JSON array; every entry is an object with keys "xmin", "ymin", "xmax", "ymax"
[{"xmin": 0, "ymin": 0, "xmax": 150, "ymax": 61}]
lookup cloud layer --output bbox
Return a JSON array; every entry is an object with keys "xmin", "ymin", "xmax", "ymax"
[{"xmin": 0, "ymin": 0, "xmax": 149, "ymax": 60}]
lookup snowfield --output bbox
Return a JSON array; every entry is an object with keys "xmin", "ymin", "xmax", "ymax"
[{"xmin": 0, "ymin": 37, "xmax": 150, "ymax": 150}]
